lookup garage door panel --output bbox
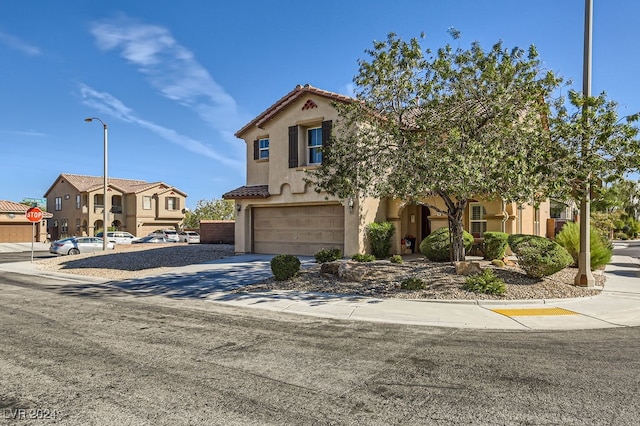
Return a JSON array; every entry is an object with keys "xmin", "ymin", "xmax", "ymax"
[
  {"xmin": 253, "ymin": 205, "xmax": 344, "ymax": 256},
  {"xmin": 0, "ymin": 224, "xmax": 33, "ymax": 243}
]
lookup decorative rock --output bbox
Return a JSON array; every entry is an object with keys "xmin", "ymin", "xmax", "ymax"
[
  {"xmin": 454, "ymin": 261, "xmax": 483, "ymax": 276},
  {"xmin": 320, "ymin": 261, "xmax": 341, "ymax": 275},
  {"xmin": 502, "ymin": 256, "xmax": 517, "ymax": 266},
  {"xmin": 338, "ymin": 262, "xmax": 368, "ymax": 282}
]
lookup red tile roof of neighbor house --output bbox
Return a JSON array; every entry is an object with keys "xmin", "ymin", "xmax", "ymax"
[
  {"xmin": 222, "ymin": 185, "xmax": 270, "ymax": 199},
  {"xmin": 0, "ymin": 200, "xmax": 53, "ymax": 217},
  {"xmin": 43, "ymin": 174, "xmax": 187, "ymax": 197},
  {"xmin": 234, "ymin": 84, "xmax": 353, "ymax": 138}
]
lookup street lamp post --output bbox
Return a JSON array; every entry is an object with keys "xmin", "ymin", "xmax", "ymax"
[{"xmin": 84, "ymin": 117, "xmax": 109, "ymax": 251}]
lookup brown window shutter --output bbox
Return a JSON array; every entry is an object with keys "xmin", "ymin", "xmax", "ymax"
[
  {"xmin": 322, "ymin": 120, "xmax": 332, "ymax": 148},
  {"xmin": 253, "ymin": 140, "xmax": 259, "ymax": 160},
  {"xmin": 288, "ymin": 125, "xmax": 298, "ymax": 168}
]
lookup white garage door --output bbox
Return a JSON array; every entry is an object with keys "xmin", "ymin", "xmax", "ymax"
[{"xmin": 252, "ymin": 205, "xmax": 345, "ymax": 256}]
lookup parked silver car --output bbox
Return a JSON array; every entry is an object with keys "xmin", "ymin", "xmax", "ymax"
[
  {"xmin": 179, "ymin": 231, "xmax": 200, "ymax": 244},
  {"xmin": 132, "ymin": 236, "xmax": 168, "ymax": 244},
  {"xmin": 49, "ymin": 237, "xmax": 114, "ymax": 255},
  {"xmin": 148, "ymin": 229, "xmax": 179, "ymax": 242},
  {"xmin": 96, "ymin": 231, "xmax": 137, "ymax": 244}
]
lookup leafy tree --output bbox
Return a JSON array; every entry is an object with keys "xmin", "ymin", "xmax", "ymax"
[
  {"xmin": 183, "ymin": 198, "xmax": 234, "ymax": 229},
  {"xmin": 308, "ymin": 32, "xmax": 563, "ymax": 261}
]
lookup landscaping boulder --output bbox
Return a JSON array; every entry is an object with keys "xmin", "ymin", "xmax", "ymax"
[
  {"xmin": 454, "ymin": 261, "xmax": 483, "ymax": 276},
  {"xmin": 338, "ymin": 262, "xmax": 368, "ymax": 282},
  {"xmin": 320, "ymin": 261, "xmax": 341, "ymax": 275}
]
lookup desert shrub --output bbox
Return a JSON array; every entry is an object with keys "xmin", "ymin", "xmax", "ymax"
[
  {"xmin": 483, "ymin": 232, "xmax": 509, "ymax": 261},
  {"xmin": 400, "ymin": 277, "xmax": 426, "ymax": 290},
  {"xmin": 463, "ymin": 269, "xmax": 506, "ymax": 295},
  {"xmin": 614, "ymin": 232, "xmax": 628, "ymax": 240},
  {"xmin": 389, "ymin": 254, "xmax": 404, "ymax": 264},
  {"xmin": 554, "ymin": 221, "xmax": 613, "ymax": 270},
  {"xmin": 419, "ymin": 227, "xmax": 474, "ymax": 262},
  {"xmin": 367, "ymin": 222, "xmax": 395, "ymax": 258},
  {"xmin": 270, "ymin": 254, "xmax": 301, "ymax": 281},
  {"xmin": 314, "ymin": 248, "xmax": 343, "ymax": 263},
  {"xmin": 507, "ymin": 234, "xmax": 538, "ymax": 253},
  {"xmin": 510, "ymin": 236, "xmax": 573, "ymax": 278},
  {"xmin": 352, "ymin": 253, "xmax": 376, "ymax": 262}
]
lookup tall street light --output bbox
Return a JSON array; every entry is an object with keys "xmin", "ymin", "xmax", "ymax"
[
  {"xmin": 575, "ymin": 0, "xmax": 595, "ymax": 287},
  {"xmin": 84, "ymin": 117, "xmax": 109, "ymax": 251}
]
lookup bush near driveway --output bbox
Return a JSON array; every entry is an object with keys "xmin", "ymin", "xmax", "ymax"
[
  {"xmin": 508, "ymin": 235, "xmax": 573, "ymax": 278},
  {"xmin": 270, "ymin": 254, "xmax": 301, "ymax": 281}
]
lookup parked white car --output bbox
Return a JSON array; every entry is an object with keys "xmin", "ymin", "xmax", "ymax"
[
  {"xmin": 96, "ymin": 231, "xmax": 137, "ymax": 244},
  {"xmin": 179, "ymin": 231, "xmax": 200, "ymax": 244},
  {"xmin": 49, "ymin": 237, "xmax": 114, "ymax": 255},
  {"xmin": 148, "ymin": 229, "xmax": 179, "ymax": 242}
]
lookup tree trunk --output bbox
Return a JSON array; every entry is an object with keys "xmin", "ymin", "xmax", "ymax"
[{"xmin": 449, "ymin": 209, "xmax": 466, "ymax": 262}]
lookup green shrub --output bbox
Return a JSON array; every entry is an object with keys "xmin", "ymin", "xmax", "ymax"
[
  {"xmin": 389, "ymin": 254, "xmax": 404, "ymax": 264},
  {"xmin": 483, "ymin": 232, "xmax": 509, "ymax": 261},
  {"xmin": 270, "ymin": 254, "xmax": 301, "ymax": 281},
  {"xmin": 314, "ymin": 248, "xmax": 343, "ymax": 263},
  {"xmin": 554, "ymin": 221, "xmax": 613, "ymax": 270},
  {"xmin": 463, "ymin": 269, "xmax": 506, "ymax": 295},
  {"xmin": 510, "ymin": 235, "xmax": 573, "ymax": 278},
  {"xmin": 400, "ymin": 277, "xmax": 426, "ymax": 290},
  {"xmin": 352, "ymin": 253, "xmax": 376, "ymax": 262},
  {"xmin": 507, "ymin": 234, "xmax": 538, "ymax": 253},
  {"xmin": 614, "ymin": 232, "xmax": 628, "ymax": 240},
  {"xmin": 419, "ymin": 227, "xmax": 474, "ymax": 262},
  {"xmin": 366, "ymin": 222, "xmax": 395, "ymax": 259}
]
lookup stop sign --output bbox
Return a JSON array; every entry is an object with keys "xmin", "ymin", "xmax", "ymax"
[{"xmin": 25, "ymin": 207, "xmax": 43, "ymax": 223}]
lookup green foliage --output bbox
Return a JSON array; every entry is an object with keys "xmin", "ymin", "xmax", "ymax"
[
  {"xmin": 419, "ymin": 227, "xmax": 474, "ymax": 262},
  {"xmin": 509, "ymin": 236, "xmax": 573, "ymax": 278},
  {"xmin": 483, "ymin": 232, "xmax": 509, "ymax": 261},
  {"xmin": 389, "ymin": 254, "xmax": 404, "ymax": 264},
  {"xmin": 507, "ymin": 234, "xmax": 538, "ymax": 253},
  {"xmin": 554, "ymin": 221, "xmax": 613, "ymax": 270},
  {"xmin": 400, "ymin": 277, "xmax": 426, "ymax": 290},
  {"xmin": 314, "ymin": 248, "xmax": 343, "ymax": 263},
  {"xmin": 463, "ymin": 269, "xmax": 506, "ymax": 295},
  {"xmin": 183, "ymin": 198, "xmax": 235, "ymax": 229},
  {"xmin": 352, "ymin": 253, "xmax": 376, "ymax": 262},
  {"xmin": 270, "ymin": 254, "xmax": 301, "ymax": 281},
  {"xmin": 614, "ymin": 232, "xmax": 628, "ymax": 240},
  {"xmin": 366, "ymin": 222, "xmax": 395, "ymax": 259}
]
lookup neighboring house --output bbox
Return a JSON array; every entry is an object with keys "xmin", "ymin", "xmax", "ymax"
[
  {"xmin": 0, "ymin": 200, "xmax": 52, "ymax": 243},
  {"xmin": 224, "ymin": 84, "xmax": 555, "ymax": 256},
  {"xmin": 43, "ymin": 174, "xmax": 187, "ymax": 240}
]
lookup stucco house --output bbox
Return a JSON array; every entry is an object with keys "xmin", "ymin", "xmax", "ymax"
[
  {"xmin": 44, "ymin": 173, "xmax": 187, "ymax": 240},
  {"xmin": 0, "ymin": 200, "xmax": 52, "ymax": 243},
  {"xmin": 224, "ymin": 84, "xmax": 557, "ymax": 257}
]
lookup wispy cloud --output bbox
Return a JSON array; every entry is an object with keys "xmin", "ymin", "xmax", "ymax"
[
  {"xmin": 89, "ymin": 16, "xmax": 249, "ymax": 142},
  {"xmin": 0, "ymin": 31, "xmax": 41, "ymax": 56},
  {"xmin": 0, "ymin": 129, "xmax": 47, "ymax": 137},
  {"xmin": 79, "ymin": 84, "xmax": 243, "ymax": 169}
]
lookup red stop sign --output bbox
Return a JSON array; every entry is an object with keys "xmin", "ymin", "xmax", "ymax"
[{"xmin": 25, "ymin": 207, "xmax": 43, "ymax": 223}]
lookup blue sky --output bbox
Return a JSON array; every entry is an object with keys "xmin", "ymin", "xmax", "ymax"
[{"xmin": 1, "ymin": 0, "xmax": 638, "ymax": 208}]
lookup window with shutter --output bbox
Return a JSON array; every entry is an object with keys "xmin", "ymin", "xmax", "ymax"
[
  {"xmin": 253, "ymin": 140, "xmax": 259, "ymax": 160},
  {"xmin": 469, "ymin": 203, "xmax": 487, "ymax": 237}
]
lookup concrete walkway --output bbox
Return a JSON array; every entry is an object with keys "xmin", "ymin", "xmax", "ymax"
[{"xmin": 0, "ymin": 247, "xmax": 638, "ymax": 330}]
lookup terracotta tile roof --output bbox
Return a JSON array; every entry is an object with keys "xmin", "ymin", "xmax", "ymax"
[
  {"xmin": 44, "ymin": 174, "xmax": 187, "ymax": 197},
  {"xmin": 0, "ymin": 200, "xmax": 53, "ymax": 217},
  {"xmin": 222, "ymin": 185, "xmax": 270, "ymax": 199},
  {"xmin": 235, "ymin": 84, "xmax": 353, "ymax": 138}
]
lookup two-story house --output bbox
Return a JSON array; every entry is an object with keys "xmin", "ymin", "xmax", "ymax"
[
  {"xmin": 224, "ymin": 84, "xmax": 555, "ymax": 257},
  {"xmin": 44, "ymin": 173, "xmax": 187, "ymax": 240}
]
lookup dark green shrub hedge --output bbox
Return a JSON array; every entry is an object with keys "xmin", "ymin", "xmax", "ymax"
[
  {"xmin": 509, "ymin": 235, "xmax": 573, "ymax": 278},
  {"xmin": 507, "ymin": 234, "xmax": 538, "ymax": 253},
  {"xmin": 366, "ymin": 222, "xmax": 395, "ymax": 259},
  {"xmin": 463, "ymin": 269, "xmax": 506, "ymax": 295},
  {"xmin": 352, "ymin": 253, "xmax": 376, "ymax": 262},
  {"xmin": 419, "ymin": 227, "xmax": 474, "ymax": 262},
  {"xmin": 483, "ymin": 232, "xmax": 509, "ymax": 261},
  {"xmin": 270, "ymin": 254, "xmax": 301, "ymax": 281},
  {"xmin": 389, "ymin": 254, "xmax": 404, "ymax": 264},
  {"xmin": 314, "ymin": 248, "xmax": 343, "ymax": 263},
  {"xmin": 554, "ymin": 221, "xmax": 613, "ymax": 270}
]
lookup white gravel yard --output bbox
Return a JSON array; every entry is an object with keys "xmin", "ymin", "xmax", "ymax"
[{"xmin": 36, "ymin": 243, "xmax": 235, "ymax": 280}]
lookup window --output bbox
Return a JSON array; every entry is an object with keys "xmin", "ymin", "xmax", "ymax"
[
  {"xmin": 143, "ymin": 196, "xmax": 152, "ymax": 210},
  {"xmin": 166, "ymin": 197, "xmax": 179, "ymax": 211},
  {"xmin": 76, "ymin": 219, "xmax": 81, "ymax": 232},
  {"xmin": 55, "ymin": 197, "xmax": 62, "ymax": 211},
  {"xmin": 61, "ymin": 219, "xmax": 68, "ymax": 234},
  {"xmin": 307, "ymin": 127, "xmax": 323, "ymax": 164},
  {"xmin": 76, "ymin": 194, "xmax": 81, "ymax": 209},
  {"xmin": 254, "ymin": 137, "xmax": 269, "ymax": 160},
  {"xmin": 470, "ymin": 203, "xmax": 487, "ymax": 237}
]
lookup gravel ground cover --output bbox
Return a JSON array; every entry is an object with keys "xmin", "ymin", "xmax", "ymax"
[{"xmin": 36, "ymin": 245, "xmax": 603, "ymax": 300}]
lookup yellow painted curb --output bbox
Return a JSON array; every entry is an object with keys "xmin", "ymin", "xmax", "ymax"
[{"xmin": 491, "ymin": 307, "xmax": 578, "ymax": 317}]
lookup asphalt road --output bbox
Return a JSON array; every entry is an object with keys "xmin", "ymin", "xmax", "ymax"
[{"xmin": 1, "ymin": 269, "xmax": 639, "ymax": 425}]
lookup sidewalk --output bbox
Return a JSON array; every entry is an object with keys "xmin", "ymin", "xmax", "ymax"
[{"xmin": 1, "ymin": 251, "xmax": 638, "ymax": 331}]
